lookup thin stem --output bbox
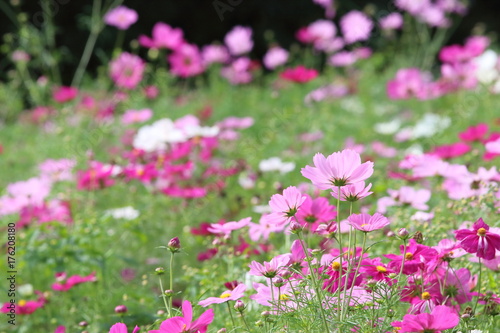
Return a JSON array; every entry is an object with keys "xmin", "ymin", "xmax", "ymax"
[
  {"xmin": 169, "ymin": 252, "xmax": 174, "ymax": 310},
  {"xmin": 226, "ymin": 301, "xmax": 236, "ymax": 329},
  {"xmin": 474, "ymin": 258, "xmax": 482, "ymax": 315},
  {"xmin": 71, "ymin": 0, "xmax": 103, "ymax": 87},
  {"xmin": 158, "ymin": 277, "xmax": 171, "ymax": 316},
  {"xmin": 296, "ymin": 232, "xmax": 330, "ymax": 332},
  {"xmin": 240, "ymin": 312, "xmax": 252, "ymax": 332},
  {"xmin": 336, "ymin": 185, "xmax": 343, "ymax": 322}
]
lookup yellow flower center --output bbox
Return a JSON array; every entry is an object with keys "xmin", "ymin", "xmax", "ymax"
[
  {"xmin": 331, "ymin": 261, "xmax": 341, "ymax": 271},
  {"xmin": 19, "ymin": 300, "xmax": 27, "ymax": 307},
  {"xmin": 280, "ymin": 294, "xmax": 289, "ymax": 301},
  {"xmin": 421, "ymin": 292, "xmax": 431, "ymax": 300},
  {"xmin": 405, "ymin": 252, "xmax": 414, "ymax": 260},
  {"xmin": 477, "ymin": 228, "xmax": 487, "ymax": 236},
  {"xmin": 136, "ymin": 168, "xmax": 144, "ymax": 176},
  {"xmin": 360, "ymin": 224, "xmax": 368, "ymax": 228},
  {"xmin": 220, "ymin": 292, "xmax": 231, "ymax": 299},
  {"xmin": 376, "ymin": 266, "xmax": 387, "ymax": 273}
]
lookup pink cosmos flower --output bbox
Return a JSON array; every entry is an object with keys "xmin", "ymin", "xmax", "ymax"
[
  {"xmin": 385, "ymin": 239, "xmax": 438, "ymax": 275},
  {"xmin": 392, "ymin": 305, "xmax": 459, "ymax": 333},
  {"xmin": 307, "ymin": 19, "xmax": 337, "ymax": 44},
  {"xmin": 248, "ymin": 214, "xmax": 284, "ymax": 241},
  {"xmin": 168, "ymin": 43, "xmax": 205, "ymax": 78},
  {"xmin": 149, "ymin": 300, "xmax": 214, "ymax": 333},
  {"xmin": 486, "ymin": 138, "xmax": 500, "ymax": 154},
  {"xmin": 224, "ymin": 26, "xmax": 253, "ymax": 56},
  {"xmin": 387, "ymin": 68, "xmax": 432, "ymax": 100},
  {"xmin": 250, "ymin": 281, "xmax": 296, "ymax": 308},
  {"xmin": 52, "ymin": 272, "xmax": 97, "ymax": 291},
  {"xmin": 201, "ymin": 45, "xmax": 229, "ymax": 65},
  {"xmin": 301, "ymin": 149, "xmax": 374, "ymax": 189},
  {"xmin": 0, "ymin": 292, "xmax": 46, "ymax": 315},
  {"xmin": 53, "ymin": 86, "xmax": 78, "ymax": 103},
  {"xmin": 104, "ymin": 6, "xmax": 138, "ymax": 30},
  {"xmin": 248, "ymin": 255, "xmax": 290, "ymax": 278},
  {"xmin": 198, "ymin": 283, "xmax": 246, "ymax": 307},
  {"xmin": 77, "ymin": 162, "xmax": 116, "ymax": 190},
  {"xmin": 139, "ymin": 23, "xmax": 184, "ymax": 50},
  {"xmin": 429, "ymin": 142, "xmax": 471, "ymax": 159},
  {"xmin": 39, "ymin": 158, "xmax": 75, "ymax": 182},
  {"xmin": 122, "ymin": 109, "xmax": 153, "ymax": 124},
  {"xmin": 295, "ymin": 195, "xmax": 337, "ymax": 232},
  {"xmin": 280, "ymin": 66, "xmax": 318, "ymax": 83},
  {"xmin": 268, "ymin": 186, "xmax": 306, "ymax": 226},
  {"xmin": 263, "ymin": 46, "xmax": 289, "ymax": 69},
  {"xmin": 54, "ymin": 326, "xmax": 66, "ymax": 333},
  {"xmin": 380, "ymin": 13, "xmax": 404, "ymax": 30},
  {"xmin": 207, "ymin": 217, "xmax": 252, "ymax": 236},
  {"xmin": 330, "ymin": 181, "xmax": 373, "ymax": 202},
  {"xmin": 304, "ymin": 84, "xmax": 349, "ymax": 104},
  {"xmin": 458, "ymin": 123, "xmax": 488, "ymax": 142},
  {"xmin": 329, "ymin": 51, "xmax": 357, "ymax": 67},
  {"xmin": 109, "ymin": 323, "xmax": 140, "ymax": 333},
  {"xmin": 109, "ymin": 53, "xmax": 145, "ymax": 90},
  {"xmin": 221, "ymin": 57, "xmax": 253, "ymax": 84},
  {"xmin": 340, "ymin": 10, "xmax": 373, "ymax": 44},
  {"xmin": 347, "ymin": 213, "xmax": 390, "ymax": 232},
  {"xmin": 143, "ymin": 85, "xmax": 159, "ymax": 99},
  {"xmin": 455, "ymin": 218, "xmax": 500, "ymax": 260}
]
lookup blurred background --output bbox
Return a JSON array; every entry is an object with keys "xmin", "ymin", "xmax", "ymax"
[{"xmin": 1, "ymin": 0, "xmax": 499, "ymax": 84}]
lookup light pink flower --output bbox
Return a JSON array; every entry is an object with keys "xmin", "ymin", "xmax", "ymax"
[
  {"xmin": 39, "ymin": 159, "xmax": 75, "ymax": 182},
  {"xmin": 329, "ymin": 51, "xmax": 357, "ymax": 67},
  {"xmin": 168, "ymin": 43, "xmax": 205, "ymax": 78},
  {"xmin": 207, "ymin": 217, "xmax": 252, "ymax": 236},
  {"xmin": 104, "ymin": 6, "xmax": 138, "ymax": 30},
  {"xmin": 308, "ymin": 19, "xmax": 337, "ymax": 43},
  {"xmin": 392, "ymin": 305, "xmax": 459, "ymax": 333},
  {"xmin": 330, "ymin": 181, "xmax": 373, "ymax": 202},
  {"xmin": 248, "ymin": 215, "xmax": 284, "ymax": 241},
  {"xmin": 201, "ymin": 45, "xmax": 229, "ymax": 65},
  {"xmin": 340, "ymin": 11, "xmax": 373, "ymax": 44},
  {"xmin": 486, "ymin": 138, "xmax": 500, "ymax": 154},
  {"xmin": 268, "ymin": 186, "xmax": 306, "ymax": 225},
  {"xmin": 248, "ymin": 255, "xmax": 290, "ymax": 278},
  {"xmin": 139, "ymin": 23, "xmax": 184, "ymax": 50},
  {"xmin": 198, "ymin": 284, "xmax": 246, "ymax": 307},
  {"xmin": 301, "ymin": 149, "xmax": 374, "ymax": 189},
  {"xmin": 347, "ymin": 213, "xmax": 390, "ymax": 232},
  {"xmin": 380, "ymin": 13, "xmax": 404, "ymax": 30},
  {"xmin": 122, "ymin": 109, "xmax": 153, "ymax": 124},
  {"xmin": 221, "ymin": 57, "xmax": 253, "ymax": 84},
  {"xmin": 263, "ymin": 46, "xmax": 289, "ymax": 69},
  {"xmin": 109, "ymin": 53, "xmax": 145, "ymax": 90},
  {"xmin": 224, "ymin": 26, "xmax": 253, "ymax": 56}
]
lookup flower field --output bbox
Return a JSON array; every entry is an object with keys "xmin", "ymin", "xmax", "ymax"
[{"xmin": 1, "ymin": 1, "xmax": 500, "ymax": 332}]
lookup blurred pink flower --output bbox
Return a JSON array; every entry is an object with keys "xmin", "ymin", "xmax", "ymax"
[
  {"xmin": 280, "ymin": 66, "xmax": 318, "ymax": 83},
  {"xmin": 340, "ymin": 10, "xmax": 373, "ymax": 44},
  {"xmin": 168, "ymin": 43, "xmax": 205, "ymax": 78},
  {"xmin": 329, "ymin": 51, "xmax": 357, "ymax": 67},
  {"xmin": 221, "ymin": 57, "xmax": 253, "ymax": 84},
  {"xmin": 224, "ymin": 26, "xmax": 253, "ymax": 56},
  {"xmin": 52, "ymin": 272, "xmax": 97, "ymax": 291},
  {"xmin": 486, "ymin": 138, "xmax": 500, "ymax": 154},
  {"xmin": 380, "ymin": 13, "xmax": 403, "ymax": 30},
  {"xmin": 53, "ymin": 86, "xmax": 78, "ymax": 103},
  {"xmin": 263, "ymin": 46, "xmax": 289, "ymax": 70},
  {"xmin": 392, "ymin": 305, "xmax": 459, "ymax": 333},
  {"xmin": 122, "ymin": 109, "xmax": 153, "ymax": 124},
  {"xmin": 109, "ymin": 323, "xmax": 139, "ymax": 333},
  {"xmin": 139, "ymin": 23, "xmax": 184, "ymax": 50},
  {"xmin": 201, "ymin": 44, "xmax": 229, "ymax": 65},
  {"xmin": 347, "ymin": 213, "xmax": 390, "ymax": 232},
  {"xmin": 149, "ymin": 300, "xmax": 214, "ymax": 333},
  {"xmin": 109, "ymin": 53, "xmax": 145, "ymax": 89},
  {"xmin": 198, "ymin": 284, "xmax": 246, "ymax": 307},
  {"xmin": 104, "ymin": 6, "xmax": 138, "ymax": 30},
  {"xmin": 458, "ymin": 123, "xmax": 488, "ymax": 142}
]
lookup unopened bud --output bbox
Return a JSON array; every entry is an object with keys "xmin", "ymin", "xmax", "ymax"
[
  {"xmin": 164, "ymin": 290, "xmax": 174, "ymax": 297},
  {"xmin": 255, "ymin": 320, "xmax": 264, "ymax": 327},
  {"xmin": 168, "ymin": 237, "xmax": 181, "ymax": 253},
  {"xmin": 79, "ymin": 321, "xmax": 88, "ymax": 327},
  {"xmin": 274, "ymin": 277, "xmax": 285, "ymax": 288},
  {"xmin": 261, "ymin": 311, "xmax": 271, "ymax": 318},
  {"xmin": 234, "ymin": 300, "xmax": 245, "ymax": 312},
  {"xmin": 155, "ymin": 267, "xmax": 165, "ymax": 275},
  {"xmin": 397, "ymin": 228, "xmax": 409, "ymax": 239},
  {"xmin": 280, "ymin": 269, "xmax": 293, "ymax": 280},
  {"xmin": 217, "ymin": 329, "xmax": 227, "ymax": 333},
  {"xmin": 114, "ymin": 305, "xmax": 127, "ymax": 314},
  {"xmin": 289, "ymin": 221, "xmax": 302, "ymax": 234}
]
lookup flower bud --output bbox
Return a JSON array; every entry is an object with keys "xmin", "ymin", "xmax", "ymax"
[
  {"xmin": 397, "ymin": 228, "xmax": 409, "ymax": 239},
  {"xmin": 280, "ymin": 269, "xmax": 293, "ymax": 280},
  {"xmin": 79, "ymin": 321, "xmax": 88, "ymax": 327},
  {"xmin": 274, "ymin": 277, "xmax": 285, "ymax": 288},
  {"xmin": 255, "ymin": 320, "xmax": 264, "ymax": 327},
  {"xmin": 234, "ymin": 300, "xmax": 245, "ymax": 312},
  {"xmin": 114, "ymin": 305, "xmax": 127, "ymax": 314},
  {"xmin": 217, "ymin": 329, "xmax": 227, "ymax": 333},
  {"xmin": 261, "ymin": 311, "xmax": 271, "ymax": 318},
  {"xmin": 168, "ymin": 237, "xmax": 181, "ymax": 253},
  {"xmin": 155, "ymin": 267, "xmax": 165, "ymax": 275},
  {"xmin": 289, "ymin": 221, "xmax": 303, "ymax": 234},
  {"xmin": 164, "ymin": 289, "xmax": 174, "ymax": 297}
]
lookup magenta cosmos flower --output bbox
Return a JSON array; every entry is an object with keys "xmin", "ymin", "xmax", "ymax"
[
  {"xmin": 347, "ymin": 213, "xmax": 390, "ymax": 232},
  {"xmin": 109, "ymin": 323, "xmax": 140, "ymax": 333},
  {"xmin": 149, "ymin": 300, "xmax": 214, "ymax": 333},
  {"xmin": 280, "ymin": 66, "xmax": 318, "ymax": 83},
  {"xmin": 301, "ymin": 149, "xmax": 374, "ymax": 189},
  {"xmin": 455, "ymin": 218, "xmax": 500, "ymax": 260},
  {"xmin": 104, "ymin": 6, "xmax": 138, "ymax": 30},
  {"xmin": 268, "ymin": 186, "xmax": 306, "ymax": 226},
  {"xmin": 392, "ymin": 305, "xmax": 460, "ymax": 333},
  {"xmin": 198, "ymin": 283, "xmax": 246, "ymax": 307},
  {"xmin": 109, "ymin": 53, "xmax": 145, "ymax": 90},
  {"xmin": 139, "ymin": 23, "xmax": 184, "ymax": 50},
  {"xmin": 168, "ymin": 44, "xmax": 205, "ymax": 78},
  {"xmin": 52, "ymin": 272, "xmax": 97, "ymax": 291}
]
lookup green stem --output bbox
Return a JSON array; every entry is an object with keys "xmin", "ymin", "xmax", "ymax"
[
  {"xmin": 474, "ymin": 258, "xmax": 482, "ymax": 315},
  {"xmin": 336, "ymin": 185, "xmax": 343, "ymax": 321},
  {"xmin": 240, "ymin": 312, "xmax": 252, "ymax": 332},
  {"xmin": 158, "ymin": 276, "xmax": 171, "ymax": 316},
  {"xmin": 169, "ymin": 252, "xmax": 174, "ymax": 310},
  {"xmin": 226, "ymin": 301, "xmax": 236, "ymax": 329},
  {"xmin": 71, "ymin": 0, "xmax": 103, "ymax": 87},
  {"xmin": 296, "ymin": 232, "xmax": 330, "ymax": 332}
]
